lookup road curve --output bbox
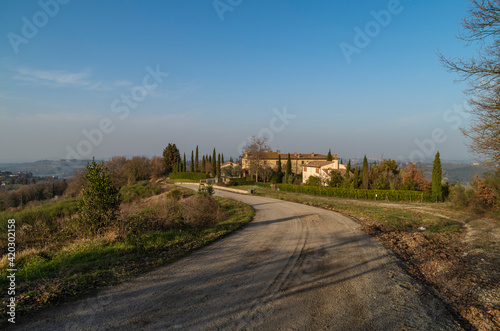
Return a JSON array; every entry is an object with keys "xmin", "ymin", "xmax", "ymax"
[{"xmin": 16, "ymin": 184, "xmax": 463, "ymax": 330}]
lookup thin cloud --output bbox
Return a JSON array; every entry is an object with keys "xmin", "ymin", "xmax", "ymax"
[
  {"xmin": 11, "ymin": 67, "xmax": 130, "ymax": 91},
  {"xmin": 13, "ymin": 67, "xmax": 93, "ymax": 88}
]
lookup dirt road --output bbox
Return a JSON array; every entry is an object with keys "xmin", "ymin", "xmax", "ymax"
[{"xmin": 16, "ymin": 184, "xmax": 463, "ymax": 330}]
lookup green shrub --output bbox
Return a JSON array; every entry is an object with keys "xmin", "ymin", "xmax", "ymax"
[
  {"xmin": 228, "ymin": 178, "xmax": 255, "ymax": 186},
  {"xmin": 169, "ymin": 172, "xmax": 209, "ymax": 181},
  {"xmin": 198, "ymin": 184, "xmax": 214, "ymax": 197},
  {"xmin": 120, "ymin": 182, "xmax": 164, "ymax": 203}
]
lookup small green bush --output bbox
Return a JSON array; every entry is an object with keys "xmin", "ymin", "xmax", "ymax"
[
  {"xmin": 198, "ymin": 184, "xmax": 214, "ymax": 197},
  {"xmin": 169, "ymin": 172, "xmax": 209, "ymax": 181}
]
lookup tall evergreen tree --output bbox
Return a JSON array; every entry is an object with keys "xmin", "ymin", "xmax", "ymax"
[
  {"xmin": 183, "ymin": 153, "xmax": 186, "ymax": 172},
  {"xmin": 352, "ymin": 166, "xmax": 359, "ymax": 189},
  {"xmin": 190, "ymin": 150, "xmax": 194, "ymax": 172},
  {"xmin": 432, "ymin": 151, "xmax": 443, "ymax": 201},
  {"xmin": 277, "ymin": 154, "xmax": 283, "ymax": 183},
  {"xmin": 201, "ymin": 156, "xmax": 206, "ymax": 173},
  {"xmin": 229, "ymin": 156, "xmax": 234, "ymax": 163},
  {"xmin": 162, "ymin": 143, "xmax": 181, "ymax": 175},
  {"xmin": 212, "ymin": 148, "xmax": 217, "ymax": 176},
  {"xmin": 195, "ymin": 146, "xmax": 199, "ymax": 172},
  {"xmin": 217, "ymin": 153, "xmax": 221, "ymax": 177},
  {"xmin": 340, "ymin": 158, "xmax": 343, "ymax": 164},
  {"xmin": 327, "ymin": 149, "xmax": 333, "ymax": 161},
  {"xmin": 346, "ymin": 160, "xmax": 351, "ymax": 178},
  {"xmin": 362, "ymin": 155, "xmax": 369, "ymax": 189},
  {"xmin": 285, "ymin": 153, "xmax": 292, "ymax": 184},
  {"xmin": 222, "ymin": 153, "xmax": 225, "ymax": 164}
]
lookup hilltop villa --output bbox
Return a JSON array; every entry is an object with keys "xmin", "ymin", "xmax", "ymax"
[{"xmin": 241, "ymin": 150, "xmax": 343, "ymax": 177}]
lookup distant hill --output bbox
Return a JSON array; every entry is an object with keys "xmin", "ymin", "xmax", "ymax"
[
  {"xmin": 350, "ymin": 160, "xmax": 492, "ymax": 185},
  {"xmin": 0, "ymin": 159, "xmax": 91, "ymax": 178},
  {"xmin": 421, "ymin": 163, "xmax": 492, "ymax": 185}
]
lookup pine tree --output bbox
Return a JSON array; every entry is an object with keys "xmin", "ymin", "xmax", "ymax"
[
  {"xmin": 285, "ymin": 153, "xmax": 292, "ymax": 184},
  {"xmin": 432, "ymin": 151, "xmax": 443, "ymax": 201},
  {"xmin": 217, "ymin": 153, "xmax": 221, "ymax": 177},
  {"xmin": 212, "ymin": 148, "xmax": 216, "ymax": 176},
  {"xmin": 190, "ymin": 150, "xmax": 194, "ymax": 172},
  {"xmin": 362, "ymin": 155, "xmax": 369, "ymax": 189},
  {"xmin": 78, "ymin": 158, "xmax": 121, "ymax": 235},
  {"xmin": 162, "ymin": 143, "xmax": 181, "ymax": 174},
  {"xmin": 327, "ymin": 149, "xmax": 333, "ymax": 161},
  {"xmin": 195, "ymin": 146, "xmax": 199, "ymax": 172}
]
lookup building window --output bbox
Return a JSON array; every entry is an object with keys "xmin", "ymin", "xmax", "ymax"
[
  {"xmin": 301, "ymin": 161, "xmax": 304, "ymax": 164},
  {"xmin": 303, "ymin": 167, "xmax": 307, "ymax": 171},
  {"xmin": 316, "ymin": 168, "xmax": 319, "ymax": 174}
]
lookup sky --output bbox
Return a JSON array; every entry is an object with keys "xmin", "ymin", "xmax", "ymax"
[{"xmin": 0, "ymin": 0, "xmax": 476, "ymax": 163}]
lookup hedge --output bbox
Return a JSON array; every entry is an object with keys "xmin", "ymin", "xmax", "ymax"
[
  {"xmin": 228, "ymin": 178, "xmax": 257, "ymax": 186},
  {"xmin": 169, "ymin": 172, "xmax": 209, "ymax": 181},
  {"xmin": 274, "ymin": 184, "xmax": 434, "ymax": 202}
]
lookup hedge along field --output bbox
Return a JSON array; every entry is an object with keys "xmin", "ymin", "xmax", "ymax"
[{"xmin": 275, "ymin": 184, "xmax": 434, "ymax": 203}]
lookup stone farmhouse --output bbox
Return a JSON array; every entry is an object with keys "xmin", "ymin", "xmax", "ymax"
[
  {"xmin": 302, "ymin": 160, "xmax": 348, "ymax": 186},
  {"xmin": 242, "ymin": 150, "xmax": 332, "ymax": 177}
]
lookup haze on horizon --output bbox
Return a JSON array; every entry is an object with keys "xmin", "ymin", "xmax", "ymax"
[{"xmin": 0, "ymin": 0, "xmax": 474, "ymax": 164}]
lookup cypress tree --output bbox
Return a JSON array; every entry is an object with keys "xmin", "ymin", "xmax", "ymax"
[
  {"xmin": 229, "ymin": 156, "xmax": 234, "ymax": 163},
  {"xmin": 340, "ymin": 158, "xmax": 343, "ymax": 164},
  {"xmin": 346, "ymin": 159, "xmax": 351, "ymax": 177},
  {"xmin": 277, "ymin": 154, "xmax": 283, "ymax": 183},
  {"xmin": 352, "ymin": 166, "xmax": 359, "ymax": 189},
  {"xmin": 327, "ymin": 149, "xmax": 333, "ymax": 161},
  {"xmin": 212, "ymin": 148, "xmax": 216, "ymax": 176},
  {"xmin": 190, "ymin": 150, "xmax": 194, "ymax": 172},
  {"xmin": 195, "ymin": 146, "xmax": 199, "ymax": 171},
  {"xmin": 201, "ymin": 156, "xmax": 206, "ymax": 173},
  {"xmin": 222, "ymin": 153, "xmax": 225, "ymax": 164},
  {"xmin": 432, "ymin": 151, "xmax": 443, "ymax": 201},
  {"xmin": 183, "ymin": 153, "xmax": 186, "ymax": 172},
  {"xmin": 362, "ymin": 155, "xmax": 369, "ymax": 189},
  {"xmin": 285, "ymin": 153, "xmax": 292, "ymax": 184},
  {"xmin": 217, "ymin": 153, "xmax": 221, "ymax": 177}
]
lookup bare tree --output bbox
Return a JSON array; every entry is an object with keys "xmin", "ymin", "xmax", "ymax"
[
  {"xmin": 124, "ymin": 156, "xmax": 150, "ymax": 183},
  {"xmin": 149, "ymin": 155, "xmax": 166, "ymax": 179},
  {"xmin": 439, "ymin": 0, "xmax": 500, "ymax": 166},
  {"xmin": 241, "ymin": 136, "xmax": 270, "ymax": 181}
]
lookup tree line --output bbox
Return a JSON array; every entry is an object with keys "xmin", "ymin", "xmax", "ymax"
[{"xmin": 162, "ymin": 143, "xmax": 237, "ymax": 178}]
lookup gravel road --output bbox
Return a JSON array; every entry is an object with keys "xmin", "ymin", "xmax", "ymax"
[{"xmin": 15, "ymin": 184, "xmax": 464, "ymax": 330}]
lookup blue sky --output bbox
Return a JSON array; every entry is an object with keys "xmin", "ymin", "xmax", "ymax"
[{"xmin": 0, "ymin": 0, "xmax": 474, "ymax": 162}]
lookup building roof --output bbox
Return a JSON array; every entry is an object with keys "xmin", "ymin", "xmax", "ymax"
[
  {"xmin": 221, "ymin": 162, "xmax": 238, "ymax": 168},
  {"xmin": 244, "ymin": 151, "xmax": 334, "ymax": 160},
  {"xmin": 304, "ymin": 161, "xmax": 337, "ymax": 168}
]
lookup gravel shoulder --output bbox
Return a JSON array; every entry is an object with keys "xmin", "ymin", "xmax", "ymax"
[{"xmin": 14, "ymin": 184, "xmax": 463, "ymax": 330}]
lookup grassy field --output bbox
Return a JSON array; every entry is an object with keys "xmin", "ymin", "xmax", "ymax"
[{"xmin": 0, "ymin": 184, "xmax": 254, "ymax": 325}]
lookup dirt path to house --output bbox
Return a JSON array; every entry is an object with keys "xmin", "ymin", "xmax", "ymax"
[{"xmin": 15, "ymin": 184, "xmax": 463, "ymax": 330}]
